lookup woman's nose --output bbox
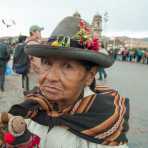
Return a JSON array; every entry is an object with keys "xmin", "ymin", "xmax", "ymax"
[{"xmin": 46, "ymin": 66, "xmax": 60, "ymax": 82}]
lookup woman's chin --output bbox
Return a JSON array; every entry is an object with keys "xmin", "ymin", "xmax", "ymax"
[
  {"xmin": 43, "ymin": 92, "xmax": 63, "ymax": 101},
  {"xmin": 48, "ymin": 97, "xmax": 62, "ymax": 101}
]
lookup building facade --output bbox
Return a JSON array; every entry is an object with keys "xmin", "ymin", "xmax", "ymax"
[{"xmin": 73, "ymin": 12, "xmax": 102, "ymax": 37}]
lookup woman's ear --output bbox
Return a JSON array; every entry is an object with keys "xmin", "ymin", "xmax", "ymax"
[{"xmin": 85, "ymin": 66, "xmax": 98, "ymax": 86}]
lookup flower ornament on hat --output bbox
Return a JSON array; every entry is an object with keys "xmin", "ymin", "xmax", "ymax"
[
  {"xmin": 49, "ymin": 19, "xmax": 101, "ymax": 52},
  {"xmin": 25, "ymin": 15, "xmax": 114, "ymax": 68},
  {"xmin": 73, "ymin": 19, "xmax": 101, "ymax": 51}
]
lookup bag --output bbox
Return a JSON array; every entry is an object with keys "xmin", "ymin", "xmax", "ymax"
[
  {"xmin": 5, "ymin": 65, "xmax": 13, "ymax": 76},
  {"xmin": 13, "ymin": 43, "xmax": 30, "ymax": 74}
]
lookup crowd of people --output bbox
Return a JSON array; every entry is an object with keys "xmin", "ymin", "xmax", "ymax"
[
  {"xmin": 0, "ymin": 25, "xmax": 44, "ymax": 92},
  {"xmin": 110, "ymin": 47, "xmax": 148, "ymax": 64}
]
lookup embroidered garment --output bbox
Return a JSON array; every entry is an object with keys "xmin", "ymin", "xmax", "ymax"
[{"xmin": 9, "ymin": 85, "xmax": 129, "ymax": 147}]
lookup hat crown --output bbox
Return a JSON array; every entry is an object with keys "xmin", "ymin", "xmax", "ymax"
[
  {"xmin": 51, "ymin": 16, "xmax": 81, "ymax": 38},
  {"xmin": 24, "ymin": 15, "xmax": 114, "ymax": 68}
]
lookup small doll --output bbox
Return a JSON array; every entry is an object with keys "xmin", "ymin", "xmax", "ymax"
[{"xmin": 0, "ymin": 112, "xmax": 40, "ymax": 148}]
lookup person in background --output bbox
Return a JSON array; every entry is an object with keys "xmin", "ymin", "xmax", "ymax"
[
  {"xmin": 10, "ymin": 43, "xmax": 17, "ymax": 55},
  {"xmin": 135, "ymin": 48, "xmax": 143, "ymax": 63},
  {"xmin": 145, "ymin": 50, "xmax": 148, "ymax": 64},
  {"xmin": 25, "ymin": 25, "xmax": 44, "ymax": 90},
  {"xmin": 26, "ymin": 25, "xmax": 44, "ymax": 45},
  {"xmin": 122, "ymin": 48, "xmax": 129, "ymax": 61},
  {"xmin": 128, "ymin": 49, "xmax": 135, "ymax": 62},
  {"xmin": 98, "ymin": 43, "xmax": 108, "ymax": 80},
  {"xmin": 13, "ymin": 35, "xmax": 29, "ymax": 91},
  {"xmin": 0, "ymin": 42, "xmax": 10, "ymax": 92}
]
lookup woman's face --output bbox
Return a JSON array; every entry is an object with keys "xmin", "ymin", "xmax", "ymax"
[{"xmin": 38, "ymin": 57, "xmax": 96, "ymax": 103}]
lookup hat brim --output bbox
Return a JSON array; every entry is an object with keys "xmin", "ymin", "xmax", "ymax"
[{"xmin": 25, "ymin": 45, "xmax": 114, "ymax": 68}]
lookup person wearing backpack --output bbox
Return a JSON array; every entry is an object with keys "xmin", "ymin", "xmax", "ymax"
[
  {"xmin": 13, "ymin": 35, "xmax": 30, "ymax": 91},
  {"xmin": 0, "ymin": 42, "xmax": 10, "ymax": 92}
]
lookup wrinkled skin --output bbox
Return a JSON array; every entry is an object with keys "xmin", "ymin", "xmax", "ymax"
[{"xmin": 38, "ymin": 57, "xmax": 97, "ymax": 109}]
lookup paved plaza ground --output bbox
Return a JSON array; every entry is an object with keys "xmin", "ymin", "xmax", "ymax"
[{"xmin": 0, "ymin": 61, "xmax": 148, "ymax": 148}]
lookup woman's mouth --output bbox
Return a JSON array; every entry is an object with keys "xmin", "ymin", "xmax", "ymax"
[{"xmin": 42, "ymin": 86, "xmax": 63, "ymax": 94}]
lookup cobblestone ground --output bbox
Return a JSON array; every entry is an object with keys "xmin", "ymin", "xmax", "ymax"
[
  {"xmin": 0, "ymin": 61, "xmax": 148, "ymax": 148},
  {"xmin": 0, "ymin": 73, "xmax": 23, "ymax": 112}
]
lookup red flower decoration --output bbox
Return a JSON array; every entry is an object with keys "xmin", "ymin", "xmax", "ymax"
[
  {"xmin": 77, "ymin": 19, "xmax": 101, "ymax": 52},
  {"xmin": 86, "ymin": 40, "xmax": 93, "ymax": 49},
  {"xmin": 85, "ymin": 26, "xmax": 91, "ymax": 34},
  {"xmin": 91, "ymin": 33, "xmax": 101, "ymax": 51},
  {"xmin": 80, "ymin": 20, "xmax": 85, "ymax": 28},
  {"xmin": 4, "ymin": 132, "xmax": 15, "ymax": 144},
  {"xmin": 92, "ymin": 38, "xmax": 99, "ymax": 51}
]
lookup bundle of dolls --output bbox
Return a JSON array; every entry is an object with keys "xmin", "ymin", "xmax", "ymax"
[{"xmin": 0, "ymin": 112, "xmax": 40, "ymax": 148}]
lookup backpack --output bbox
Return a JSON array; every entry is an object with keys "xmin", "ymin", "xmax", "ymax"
[
  {"xmin": 0, "ymin": 43, "xmax": 10, "ymax": 65},
  {"xmin": 13, "ymin": 43, "xmax": 30, "ymax": 74}
]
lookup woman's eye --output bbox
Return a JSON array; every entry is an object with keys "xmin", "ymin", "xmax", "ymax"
[
  {"xmin": 64, "ymin": 63, "xmax": 73, "ymax": 69},
  {"xmin": 42, "ymin": 59, "xmax": 52, "ymax": 65},
  {"xmin": 43, "ymin": 61, "xmax": 51, "ymax": 66},
  {"xmin": 42, "ymin": 59, "xmax": 48, "ymax": 64}
]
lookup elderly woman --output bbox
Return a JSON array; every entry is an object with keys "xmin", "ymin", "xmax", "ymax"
[{"xmin": 0, "ymin": 15, "xmax": 129, "ymax": 148}]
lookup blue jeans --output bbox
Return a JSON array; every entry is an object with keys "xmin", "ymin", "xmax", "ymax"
[{"xmin": 98, "ymin": 68, "xmax": 107, "ymax": 80}]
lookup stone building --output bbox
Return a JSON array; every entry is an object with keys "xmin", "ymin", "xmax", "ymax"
[
  {"xmin": 91, "ymin": 14, "xmax": 102, "ymax": 37},
  {"xmin": 73, "ymin": 12, "xmax": 102, "ymax": 37},
  {"xmin": 107, "ymin": 37, "xmax": 148, "ymax": 49}
]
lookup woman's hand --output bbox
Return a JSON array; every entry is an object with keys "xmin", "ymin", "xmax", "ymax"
[{"xmin": 0, "ymin": 112, "xmax": 13, "ymax": 125}]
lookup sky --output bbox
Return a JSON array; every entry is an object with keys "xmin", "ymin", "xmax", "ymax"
[{"xmin": 0, "ymin": 0, "xmax": 148, "ymax": 38}]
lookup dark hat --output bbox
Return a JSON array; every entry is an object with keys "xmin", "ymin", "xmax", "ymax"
[{"xmin": 25, "ymin": 16, "xmax": 114, "ymax": 68}]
